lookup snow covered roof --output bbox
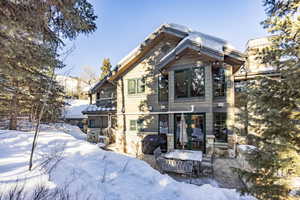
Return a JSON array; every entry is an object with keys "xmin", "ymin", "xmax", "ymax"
[
  {"xmin": 158, "ymin": 24, "xmax": 244, "ymax": 70},
  {"xmin": 109, "ymin": 23, "xmax": 244, "ymax": 80},
  {"xmin": 62, "ymin": 99, "xmax": 90, "ymax": 119},
  {"xmin": 82, "ymin": 104, "xmax": 116, "ymax": 114}
]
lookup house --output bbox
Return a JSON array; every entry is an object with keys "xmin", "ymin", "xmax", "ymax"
[
  {"xmin": 82, "ymin": 77, "xmax": 117, "ymax": 144},
  {"xmin": 83, "ymin": 23, "xmax": 245, "ymax": 157}
]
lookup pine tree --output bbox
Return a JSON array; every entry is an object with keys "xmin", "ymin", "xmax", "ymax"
[
  {"xmin": 0, "ymin": 0, "xmax": 97, "ymax": 129},
  {"xmin": 235, "ymin": 1, "xmax": 300, "ymax": 199},
  {"xmin": 100, "ymin": 58, "xmax": 112, "ymax": 80}
]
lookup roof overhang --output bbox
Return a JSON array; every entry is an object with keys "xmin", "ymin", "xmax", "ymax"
[{"xmin": 158, "ymin": 38, "xmax": 245, "ymax": 73}]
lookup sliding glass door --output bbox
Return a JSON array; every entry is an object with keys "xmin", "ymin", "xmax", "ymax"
[{"xmin": 174, "ymin": 113, "xmax": 205, "ymax": 152}]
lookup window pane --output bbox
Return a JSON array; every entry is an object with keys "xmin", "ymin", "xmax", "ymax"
[
  {"xmin": 214, "ymin": 113, "xmax": 227, "ymax": 142},
  {"xmin": 89, "ymin": 119, "xmax": 95, "ymax": 128},
  {"xmin": 100, "ymin": 116, "xmax": 108, "ymax": 128},
  {"xmin": 128, "ymin": 80, "xmax": 136, "ymax": 94},
  {"xmin": 213, "ymin": 67, "xmax": 226, "ymax": 97},
  {"xmin": 159, "ymin": 114, "xmax": 168, "ymax": 134},
  {"xmin": 158, "ymin": 75, "xmax": 168, "ymax": 101},
  {"xmin": 191, "ymin": 67, "xmax": 205, "ymax": 97},
  {"xmin": 137, "ymin": 79, "xmax": 145, "ymax": 93},
  {"xmin": 175, "ymin": 70, "xmax": 188, "ymax": 98},
  {"xmin": 130, "ymin": 120, "xmax": 136, "ymax": 130},
  {"xmin": 111, "ymin": 116, "xmax": 117, "ymax": 128},
  {"xmin": 137, "ymin": 119, "xmax": 144, "ymax": 131}
]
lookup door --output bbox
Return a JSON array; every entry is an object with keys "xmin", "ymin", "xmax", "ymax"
[{"xmin": 174, "ymin": 113, "xmax": 205, "ymax": 152}]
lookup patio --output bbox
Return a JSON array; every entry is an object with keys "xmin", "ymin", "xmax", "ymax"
[
  {"xmin": 153, "ymin": 148, "xmax": 213, "ymax": 178},
  {"xmin": 141, "ymin": 153, "xmax": 244, "ymax": 189}
]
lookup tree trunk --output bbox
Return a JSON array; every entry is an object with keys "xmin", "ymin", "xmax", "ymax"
[
  {"xmin": 9, "ymin": 81, "xmax": 19, "ymax": 130},
  {"xmin": 9, "ymin": 96, "xmax": 18, "ymax": 130}
]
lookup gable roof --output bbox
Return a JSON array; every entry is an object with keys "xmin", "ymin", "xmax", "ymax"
[
  {"xmin": 88, "ymin": 73, "xmax": 113, "ymax": 94},
  {"xmin": 109, "ymin": 23, "xmax": 245, "ymax": 81}
]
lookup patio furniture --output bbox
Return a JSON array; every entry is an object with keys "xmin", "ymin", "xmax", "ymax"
[
  {"xmin": 153, "ymin": 147, "xmax": 193, "ymax": 180},
  {"xmin": 163, "ymin": 150, "xmax": 202, "ymax": 176}
]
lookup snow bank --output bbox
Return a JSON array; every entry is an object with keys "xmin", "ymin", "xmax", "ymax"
[{"xmin": 0, "ymin": 125, "xmax": 255, "ymax": 200}]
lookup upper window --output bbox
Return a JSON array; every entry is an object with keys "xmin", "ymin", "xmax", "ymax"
[
  {"xmin": 213, "ymin": 112, "xmax": 227, "ymax": 142},
  {"xmin": 213, "ymin": 67, "xmax": 226, "ymax": 97},
  {"xmin": 128, "ymin": 78, "xmax": 145, "ymax": 95},
  {"xmin": 158, "ymin": 74, "xmax": 168, "ymax": 102},
  {"xmin": 175, "ymin": 67, "xmax": 205, "ymax": 98}
]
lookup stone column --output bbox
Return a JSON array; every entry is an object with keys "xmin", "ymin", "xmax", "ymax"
[
  {"xmin": 204, "ymin": 62, "xmax": 214, "ymax": 154},
  {"xmin": 167, "ymin": 133, "xmax": 174, "ymax": 152},
  {"xmin": 206, "ymin": 135, "xmax": 215, "ymax": 156}
]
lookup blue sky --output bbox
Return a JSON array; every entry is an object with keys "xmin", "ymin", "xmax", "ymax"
[{"xmin": 58, "ymin": 0, "xmax": 268, "ymax": 77}]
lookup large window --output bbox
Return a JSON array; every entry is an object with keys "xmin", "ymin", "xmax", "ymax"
[
  {"xmin": 158, "ymin": 75, "xmax": 168, "ymax": 102},
  {"xmin": 88, "ymin": 116, "xmax": 108, "ymax": 128},
  {"xmin": 159, "ymin": 114, "xmax": 169, "ymax": 134},
  {"xmin": 213, "ymin": 67, "xmax": 226, "ymax": 97},
  {"xmin": 213, "ymin": 112, "xmax": 227, "ymax": 142},
  {"xmin": 128, "ymin": 78, "xmax": 145, "ymax": 95},
  {"xmin": 175, "ymin": 67, "xmax": 205, "ymax": 98}
]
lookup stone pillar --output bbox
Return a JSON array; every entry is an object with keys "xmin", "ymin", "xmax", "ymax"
[
  {"xmin": 167, "ymin": 133, "xmax": 174, "ymax": 152},
  {"xmin": 227, "ymin": 134, "xmax": 237, "ymax": 158},
  {"xmin": 206, "ymin": 135, "xmax": 215, "ymax": 156},
  {"xmin": 205, "ymin": 62, "xmax": 213, "ymax": 135}
]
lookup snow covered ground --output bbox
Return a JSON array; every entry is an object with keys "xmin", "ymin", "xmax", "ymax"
[{"xmin": 0, "ymin": 124, "xmax": 255, "ymax": 200}]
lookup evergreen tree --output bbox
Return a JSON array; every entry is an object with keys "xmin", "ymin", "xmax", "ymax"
[
  {"xmin": 0, "ymin": 0, "xmax": 97, "ymax": 129},
  {"xmin": 235, "ymin": 1, "xmax": 300, "ymax": 199},
  {"xmin": 100, "ymin": 58, "xmax": 112, "ymax": 80}
]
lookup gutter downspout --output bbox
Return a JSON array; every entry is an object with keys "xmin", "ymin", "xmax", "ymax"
[
  {"xmin": 116, "ymin": 105, "xmax": 195, "ymax": 115},
  {"xmin": 121, "ymin": 78, "xmax": 127, "ymax": 153}
]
